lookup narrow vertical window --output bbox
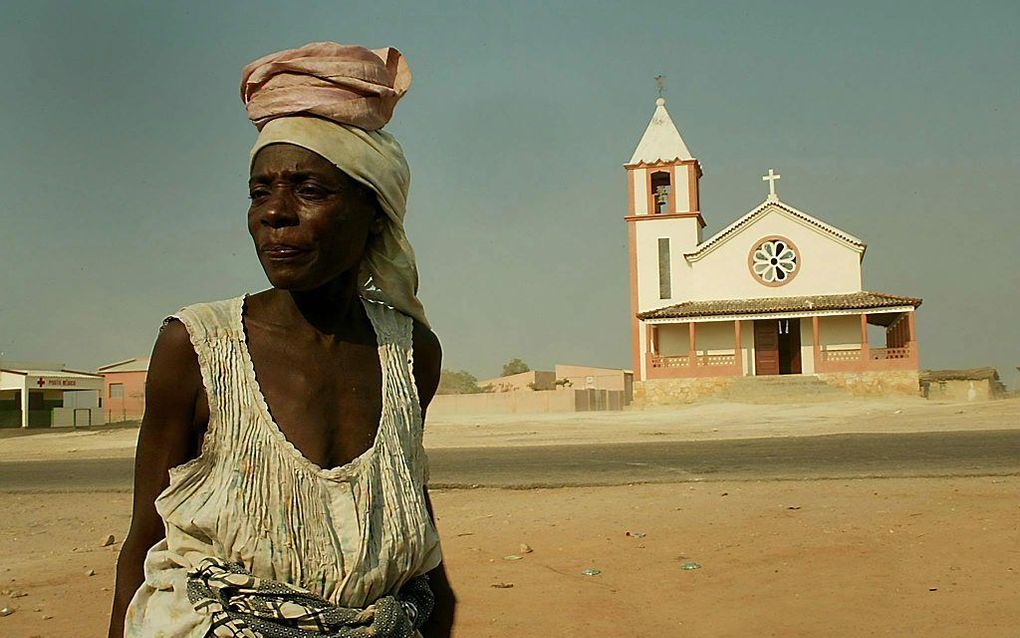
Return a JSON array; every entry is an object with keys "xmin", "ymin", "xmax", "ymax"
[{"xmin": 657, "ymin": 238, "xmax": 671, "ymax": 299}]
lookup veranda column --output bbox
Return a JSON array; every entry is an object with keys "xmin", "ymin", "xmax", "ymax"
[
  {"xmin": 859, "ymin": 313, "xmax": 870, "ymax": 364},
  {"xmin": 733, "ymin": 320, "xmax": 743, "ymax": 375},
  {"xmin": 645, "ymin": 325, "xmax": 655, "ymax": 372},
  {"xmin": 907, "ymin": 311, "xmax": 918, "ymax": 364},
  {"xmin": 688, "ymin": 322, "xmax": 697, "ymax": 367},
  {"xmin": 812, "ymin": 315, "xmax": 821, "ymax": 373}
]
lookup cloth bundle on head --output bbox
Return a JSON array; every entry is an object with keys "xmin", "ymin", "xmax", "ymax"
[{"xmin": 241, "ymin": 42, "xmax": 428, "ymax": 328}]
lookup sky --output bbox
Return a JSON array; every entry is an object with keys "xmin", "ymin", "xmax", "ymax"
[{"xmin": 0, "ymin": 1, "xmax": 1017, "ymax": 386}]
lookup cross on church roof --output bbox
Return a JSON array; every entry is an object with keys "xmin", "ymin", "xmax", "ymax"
[
  {"xmin": 655, "ymin": 74, "xmax": 665, "ymax": 98},
  {"xmin": 762, "ymin": 168, "xmax": 781, "ymax": 201}
]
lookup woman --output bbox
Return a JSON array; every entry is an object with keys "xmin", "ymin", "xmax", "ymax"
[{"xmin": 108, "ymin": 42, "xmax": 455, "ymax": 638}]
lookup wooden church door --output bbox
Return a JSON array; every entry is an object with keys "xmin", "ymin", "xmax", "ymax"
[{"xmin": 753, "ymin": 320, "xmax": 780, "ymax": 375}]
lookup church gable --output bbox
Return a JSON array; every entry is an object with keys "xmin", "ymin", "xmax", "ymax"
[
  {"xmin": 681, "ymin": 201, "xmax": 866, "ymax": 301},
  {"xmin": 685, "ymin": 200, "xmax": 866, "ymax": 263}
]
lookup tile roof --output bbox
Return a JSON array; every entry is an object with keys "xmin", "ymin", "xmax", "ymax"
[{"xmin": 638, "ymin": 291, "xmax": 922, "ymax": 320}]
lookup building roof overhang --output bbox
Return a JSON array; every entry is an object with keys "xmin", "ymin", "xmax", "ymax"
[
  {"xmin": 638, "ymin": 291, "xmax": 922, "ymax": 326},
  {"xmin": 0, "ymin": 368, "xmax": 104, "ymax": 392},
  {"xmin": 97, "ymin": 357, "xmax": 150, "ymax": 373}
]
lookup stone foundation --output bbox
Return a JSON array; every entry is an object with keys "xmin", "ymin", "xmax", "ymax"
[
  {"xmin": 816, "ymin": 370, "xmax": 920, "ymax": 397},
  {"xmin": 635, "ymin": 370, "xmax": 921, "ymax": 406},
  {"xmin": 633, "ymin": 376, "xmax": 735, "ymax": 407}
]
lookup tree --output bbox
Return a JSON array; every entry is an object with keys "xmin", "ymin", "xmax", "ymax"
[
  {"xmin": 437, "ymin": 369, "xmax": 484, "ymax": 395},
  {"xmin": 501, "ymin": 358, "xmax": 530, "ymax": 377}
]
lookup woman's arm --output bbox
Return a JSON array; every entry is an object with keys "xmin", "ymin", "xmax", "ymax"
[
  {"xmin": 108, "ymin": 319, "xmax": 206, "ymax": 638},
  {"xmin": 412, "ymin": 322, "xmax": 456, "ymax": 638}
]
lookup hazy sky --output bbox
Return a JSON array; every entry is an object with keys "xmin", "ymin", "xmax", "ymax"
[{"xmin": 1, "ymin": 1, "xmax": 1017, "ymax": 386}]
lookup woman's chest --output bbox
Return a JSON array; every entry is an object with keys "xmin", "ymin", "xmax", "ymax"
[{"xmin": 249, "ymin": 338, "xmax": 384, "ymax": 470}]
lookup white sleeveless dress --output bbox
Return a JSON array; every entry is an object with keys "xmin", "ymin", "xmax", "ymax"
[{"xmin": 124, "ymin": 295, "xmax": 442, "ymax": 637}]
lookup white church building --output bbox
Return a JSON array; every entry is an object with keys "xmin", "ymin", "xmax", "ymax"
[{"xmin": 625, "ymin": 97, "xmax": 921, "ymax": 392}]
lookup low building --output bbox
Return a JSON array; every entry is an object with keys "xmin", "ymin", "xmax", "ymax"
[
  {"xmin": 434, "ymin": 364, "xmax": 634, "ymax": 415},
  {"xmin": 920, "ymin": 368, "xmax": 1006, "ymax": 401},
  {"xmin": 478, "ymin": 370, "xmax": 556, "ymax": 392},
  {"xmin": 98, "ymin": 357, "xmax": 149, "ymax": 422},
  {"xmin": 0, "ymin": 360, "xmax": 105, "ymax": 428},
  {"xmin": 554, "ymin": 364, "xmax": 634, "ymax": 404}
]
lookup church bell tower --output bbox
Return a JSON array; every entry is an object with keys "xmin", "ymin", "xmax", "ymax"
[{"xmin": 625, "ymin": 95, "xmax": 704, "ymax": 378}]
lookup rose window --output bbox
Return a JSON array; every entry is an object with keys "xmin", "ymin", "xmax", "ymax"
[{"xmin": 750, "ymin": 237, "xmax": 798, "ymax": 285}]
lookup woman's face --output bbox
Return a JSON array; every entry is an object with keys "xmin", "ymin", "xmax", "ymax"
[{"xmin": 248, "ymin": 143, "xmax": 381, "ymax": 291}]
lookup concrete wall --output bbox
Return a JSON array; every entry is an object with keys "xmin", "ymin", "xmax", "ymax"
[
  {"xmin": 477, "ymin": 370, "xmax": 556, "ymax": 393},
  {"xmin": 687, "ymin": 205, "xmax": 863, "ymax": 301},
  {"xmin": 52, "ymin": 407, "xmax": 106, "ymax": 427},
  {"xmin": 429, "ymin": 389, "xmax": 625, "ymax": 415}
]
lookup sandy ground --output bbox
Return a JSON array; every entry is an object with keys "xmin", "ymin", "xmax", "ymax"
[
  {"xmin": 1, "ymin": 396, "xmax": 1017, "ymax": 462},
  {"xmin": 1, "ymin": 398, "xmax": 1018, "ymax": 636},
  {"xmin": 1, "ymin": 479, "xmax": 1018, "ymax": 637}
]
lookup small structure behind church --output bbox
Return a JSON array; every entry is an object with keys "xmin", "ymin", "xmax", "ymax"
[
  {"xmin": 625, "ymin": 96, "xmax": 922, "ymax": 404},
  {"xmin": 98, "ymin": 357, "xmax": 149, "ymax": 422},
  {"xmin": 430, "ymin": 364, "xmax": 633, "ymax": 415}
]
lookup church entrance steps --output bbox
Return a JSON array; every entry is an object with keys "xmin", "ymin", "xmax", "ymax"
[{"xmin": 716, "ymin": 374, "xmax": 851, "ymax": 404}]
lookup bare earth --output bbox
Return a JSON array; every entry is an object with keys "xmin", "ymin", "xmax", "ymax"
[{"xmin": 1, "ymin": 398, "xmax": 1019, "ymax": 637}]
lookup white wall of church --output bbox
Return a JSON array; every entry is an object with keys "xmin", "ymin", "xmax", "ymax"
[
  {"xmin": 631, "ymin": 168, "xmax": 648, "ymax": 215},
  {"xmin": 818, "ymin": 315, "xmax": 862, "ymax": 349},
  {"xmin": 800, "ymin": 320, "xmax": 815, "ymax": 374},
  {"xmin": 657, "ymin": 324, "xmax": 688, "ymax": 356},
  {"xmin": 634, "ymin": 218, "xmax": 701, "ymax": 312},
  {"xmin": 673, "ymin": 169, "xmax": 690, "ymax": 214},
  {"xmin": 687, "ymin": 208, "xmax": 863, "ymax": 301},
  {"xmin": 695, "ymin": 321, "xmax": 736, "ymax": 353}
]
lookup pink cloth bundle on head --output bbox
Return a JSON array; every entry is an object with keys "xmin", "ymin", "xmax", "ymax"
[
  {"xmin": 241, "ymin": 42, "xmax": 428, "ymax": 329},
  {"xmin": 241, "ymin": 41, "xmax": 411, "ymax": 131}
]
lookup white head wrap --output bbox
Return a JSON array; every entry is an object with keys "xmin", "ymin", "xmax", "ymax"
[
  {"xmin": 249, "ymin": 117, "xmax": 428, "ymax": 328},
  {"xmin": 242, "ymin": 43, "xmax": 427, "ymax": 328}
]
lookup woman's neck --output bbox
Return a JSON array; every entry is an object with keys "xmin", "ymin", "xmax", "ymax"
[{"xmin": 279, "ymin": 270, "xmax": 365, "ymax": 338}]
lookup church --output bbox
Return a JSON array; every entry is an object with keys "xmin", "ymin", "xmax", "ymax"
[{"xmin": 625, "ymin": 96, "xmax": 921, "ymax": 398}]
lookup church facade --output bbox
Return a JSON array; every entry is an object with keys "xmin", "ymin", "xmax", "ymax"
[{"xmin": 625, "ymin": 97, "xmax": 921, "ymax": 389}]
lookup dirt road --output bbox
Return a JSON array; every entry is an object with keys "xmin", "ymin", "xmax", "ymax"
[{"xmin": 2, "ymin": 429, "xmax": 1018, "ymax": 491}]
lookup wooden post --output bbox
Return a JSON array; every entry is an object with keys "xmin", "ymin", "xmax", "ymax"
[
  {"xmin": 688, "ymin": 322, "xmax": 697, "ymax": 366},
  {"xmin": 734, "ymin": 320, "xmax": 743, "ymax": 375},
  {"xmin": 812, "ymin": 315, "xmax": 821, "ymax": 372},
  {"xmin": 860, "ymin": 313, "xmax": 870, "ymax": 363}
]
